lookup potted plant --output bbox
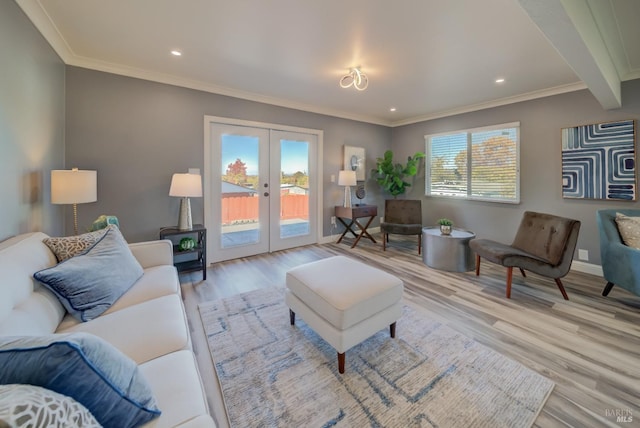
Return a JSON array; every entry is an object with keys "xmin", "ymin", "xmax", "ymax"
[
  {"xmin": 437, "ymin": 218, "xmax": 453, "ymax": 235},
  {"xmin": 372, "ymin": 150, "xmax": 425, "ymax": 197}
]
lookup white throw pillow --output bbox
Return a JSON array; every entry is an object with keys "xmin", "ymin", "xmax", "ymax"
[
  {"xmin": 0, "ymin": 384, "xmax": 101, "ymax": 428},
  {"xmin": 615, "ymin": 212, "xmax": 640, "ymax": 249}
]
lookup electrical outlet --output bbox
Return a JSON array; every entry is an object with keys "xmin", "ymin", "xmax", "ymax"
[
  {"xmin": 380, "ymin": 216, "xmax": 384, "ymax": 223},
  {"xmin": 578, "ymin": 249, "xmax": 589, "ymax": 261},
  {"xmin": 331, "ymin": 216, "xmax": 336, "ymax": 226}
]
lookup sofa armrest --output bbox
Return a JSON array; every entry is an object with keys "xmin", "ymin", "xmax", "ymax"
[{"xmin": 129, "ymin": 240, "xmax": 174, "ymax": 269}]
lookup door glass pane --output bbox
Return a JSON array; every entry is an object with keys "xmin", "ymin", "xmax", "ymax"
[
  {"xmin": 279, "ymin": 139, "xmax": 309, "ymax": 238},
  {"xmin": 220, "ymin": 134, "xmax": 260, "ymax": 248}
]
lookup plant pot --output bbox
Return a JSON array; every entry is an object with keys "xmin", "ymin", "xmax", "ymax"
[{"xmin": 440, "ymin": 225, "xmax": 452, "ymax": 235}]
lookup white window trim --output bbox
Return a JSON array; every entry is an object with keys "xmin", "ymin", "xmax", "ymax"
[{"xmin": 425, "ymin": 121, "xmax": 520, "ymax": 204}]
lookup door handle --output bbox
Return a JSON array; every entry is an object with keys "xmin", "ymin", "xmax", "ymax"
[{"xmin": 264, "ymin": 192, "xmax": 269, "ymax": 197}]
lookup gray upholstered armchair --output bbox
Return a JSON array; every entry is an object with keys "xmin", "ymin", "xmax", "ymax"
[
  {"xmin": 469, "ymin": 211, "xmax": 581, "ymax": 300},
  {"xmin": 597, "ymin": 209, "xmax": 640, "ymax": 297},
  {"xmin": 380, "ymin": 199, "xmax": 423, "ymax": 254}
]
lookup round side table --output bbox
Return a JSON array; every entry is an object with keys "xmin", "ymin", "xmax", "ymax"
[{"xmin": 422, "ymin": 226, "xmax": 476, "ymax": 272}]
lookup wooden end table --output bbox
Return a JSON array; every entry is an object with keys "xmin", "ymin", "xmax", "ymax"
[{"xmin": 335, "ymin": 205, "xmax": 378, "ymax": 248}]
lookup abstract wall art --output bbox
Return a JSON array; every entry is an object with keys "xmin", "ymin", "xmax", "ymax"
[{"xmin": 561, "ymin": 119, "xmax": 636, "ymax": 201}]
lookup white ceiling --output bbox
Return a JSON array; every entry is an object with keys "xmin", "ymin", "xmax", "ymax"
[{"xmin": 17, "ymin": 0, "xmax": 640, "ymax": 126}]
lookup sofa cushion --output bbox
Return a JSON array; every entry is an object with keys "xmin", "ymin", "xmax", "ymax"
[
  {"xmin": 34, "ymin": 225, "xmax": 144, "ymax": 322},
  {"xmin": 615, "ymin": 212, "xmax": 640, "ymax": 249},
  {"xmin": 0, "ymin": 332, "xmax": 161, "ymax": 427},
  {"xmin": 139, "ymin": 350, "xmax": 212, "ymax": 428},
  {"xmin": 57, "ymin": 294, "xmax": 190, "ymax": 364},
  {"xmin": 43, "ymin": 227, "xmax": 109, "ymax": 262},
  {"xmin": 103, "ymin": 265, "xmax": 181, "ymax": 315},
  {"xmin": 0, "ymin": 384, "xmax": 101, "ymax": 428}
]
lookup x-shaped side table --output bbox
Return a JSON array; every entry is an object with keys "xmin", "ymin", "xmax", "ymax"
[{"xmin": 335, "ymin": 205, "xmax": 378, "ymax": 248}]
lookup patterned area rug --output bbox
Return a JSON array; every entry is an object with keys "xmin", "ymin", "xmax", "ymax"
[{"xmin": 199, "ymin": 288, "xmax": 554, "ymax": 427}]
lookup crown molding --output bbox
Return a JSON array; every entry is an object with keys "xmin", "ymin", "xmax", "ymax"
[
  {"xmin": 390, "ymin": 81, "xmax": 588, "ymax": 127},
  {"xmin": 16, "ymin": 0, "xmax": 74, "ymax": 63}
]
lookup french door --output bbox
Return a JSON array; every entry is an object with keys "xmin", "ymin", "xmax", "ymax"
[{"xmin": 204, "ymin": 118, "xmax": 321, "ymax": 263}]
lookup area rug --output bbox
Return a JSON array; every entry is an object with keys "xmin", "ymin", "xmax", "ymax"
[{"xmin": 199, "ymin": 288, "xmax": 554, "ymax": 427}]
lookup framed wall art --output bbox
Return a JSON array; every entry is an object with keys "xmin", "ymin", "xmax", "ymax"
[
  {"xmin": 344, "ymin": 145, "xmax": 366, "ymax": 181},
  {"xmin": 561, "ymin": 119, "xmax": 636, "ymax": 201}
]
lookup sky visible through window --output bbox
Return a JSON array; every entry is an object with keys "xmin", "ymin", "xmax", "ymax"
[{"xmin": 221, "ymin": 135, "xmax": 309, "ymax": 175}]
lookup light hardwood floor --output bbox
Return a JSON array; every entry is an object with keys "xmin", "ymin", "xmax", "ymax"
[{"xmin": 180, "ymin": 235, "xmax": 640, "ymax": 428}]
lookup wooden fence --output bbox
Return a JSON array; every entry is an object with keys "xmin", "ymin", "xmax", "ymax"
[{"xmin": 221, "ymin": 194, "xmax": 309, "ymax": 224}]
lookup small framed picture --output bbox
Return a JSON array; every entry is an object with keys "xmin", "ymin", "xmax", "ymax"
[{"xmin": 344, "ymin": 145, "xmax": 365, "ymax": 181}]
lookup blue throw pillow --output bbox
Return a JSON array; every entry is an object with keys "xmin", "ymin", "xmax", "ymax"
[
  {"xmin": 34, "ymin": 225, "xmax": 143, "ymax": 322},
  {"xmin": 0, "ymin": 333, "xmax": 161, "ymax": 427}
]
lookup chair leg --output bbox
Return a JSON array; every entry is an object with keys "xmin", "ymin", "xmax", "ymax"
[
  {"xmin": 338, "ymin": 352, "xmax": 345, "ymax": 374},
  {"xmin": 289, "ymin": 309, "xmax": 295, "ymax": 325},
  {"xmin": 382, "ymin": 233, "xmax": 387, "ymax": 251},
  {"xmin": 602, "ymin": 281, "xmax": 615, "ymax": 297},
  {"xmin": 519, "ymin": 268, "xmax": 526, "ymax": 277},
  {"xmin": 417, "ymin": 234, "xmax": 421, "ymax": 255},
  {"xmin": 390, "ymin": 322, "xmax": 396, "ymax": 338},
  {"xmin": 554, "ymin": 278, "xmax": 569, "ymax": 300},
  {"xmin": 506, "ymin": 267, "xmax": 513, "ymax": 298},
  {"xmin": 475, "ymin": 255, "xmax": 481, "ymax": 276}
]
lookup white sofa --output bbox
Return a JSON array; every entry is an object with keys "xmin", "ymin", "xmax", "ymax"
[{"xmin": 0, "ymin": 231, "xmax": 215, "ymax": 427}]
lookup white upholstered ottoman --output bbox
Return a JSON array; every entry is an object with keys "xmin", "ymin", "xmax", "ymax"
[{"xmin": 285, "ymin": 256, "xmax": 403, "ymax": 373}]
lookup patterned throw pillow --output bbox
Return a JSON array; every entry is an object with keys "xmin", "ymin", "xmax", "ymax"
[
  {"xmin": 0, "ymin": 384, "xmax": 101, "ymax": 428},
  {"xmin": 43, "ymin": 227, "xmax": 109, "ymax": 262},
  {"xmin": 615, "ymin": 212, "xmax": 640, "ymax": 249}
]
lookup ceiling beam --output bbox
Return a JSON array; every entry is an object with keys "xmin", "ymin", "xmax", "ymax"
[{"xmin": 517, "ymin": 0, "xmax": 621, "ymax": 109}]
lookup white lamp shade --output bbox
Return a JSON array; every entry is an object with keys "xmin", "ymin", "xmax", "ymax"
[
  {"xmin": 338, "ymin": 170, "xmax": 357, "ymax": 186},
  {"xmin": 169, "ymin": 173, "xmax": 203, "ymax": 197},
  {"xmin": 51, "ymin": 169, "xmax": 97, "ymax": 204}
]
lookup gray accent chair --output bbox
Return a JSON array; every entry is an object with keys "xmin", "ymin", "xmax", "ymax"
[
  {"xmin": 597, "ymin": 209, "xmax": 640, "ymax": 297},
  {"xmin": 469, "ymin": 211, "xmax": 581, "ymax": 300},
  {"xmin": 380, "ymin": 200, "xmax": 423, "ymax": 254}
]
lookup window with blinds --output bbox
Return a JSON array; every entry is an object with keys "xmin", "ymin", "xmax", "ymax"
[{"xmin": 425, "ymin": 122, "xmax": 520, "ymax": 203}]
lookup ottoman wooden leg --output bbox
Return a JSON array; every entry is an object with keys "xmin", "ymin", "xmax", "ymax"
[
  {"xmin": 390, "ymin": 322, "xmax": 396, "ymax": 338},
  {"xmin": 338, "ymin": 352, "xmax": 345, "ymax": 374},
  {"xmin": 289, "ymin": 309, "xmax": 295, "ymax": 325}
]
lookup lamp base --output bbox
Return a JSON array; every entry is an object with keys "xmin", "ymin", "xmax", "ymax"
[
  {"xmin": 343, "ymin": 186, "xmax": 352, "ymax": 208},
  {"xmin": 178, "ymin": 197, "xmax": 193, "ymax": 230}
]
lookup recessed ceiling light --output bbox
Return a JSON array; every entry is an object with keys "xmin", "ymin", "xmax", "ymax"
[
  {"xmin": 171, "ymin": 50, "xmax": 182, "ymax": 56},
  {"xmin": 390, "ymin": 107, "xmax": 397, "ymax": 112},
  {"xmin": 495, "ymin": 78, "xmax": 505, "ymax": 83}
]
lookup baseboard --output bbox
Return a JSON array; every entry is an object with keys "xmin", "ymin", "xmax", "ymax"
[{"xmin": 570, "ymin": 260, "xmax": 603, "ymax": 277}]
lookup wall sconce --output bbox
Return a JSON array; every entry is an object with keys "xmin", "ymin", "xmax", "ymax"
[
  {"xmin": 169, "ymin": 172, "xmax": 203, "ymax": 230},
  {"xmin": 339, "ymin": 67, "xmax": 368, "ymax": 91},
  {"xmin": 338, "ymin": 170, "xmax": 357, "ymax": 208},
  {"xmin": 51, "ymin": 168, "xmax": 97, "ymax": 235}
]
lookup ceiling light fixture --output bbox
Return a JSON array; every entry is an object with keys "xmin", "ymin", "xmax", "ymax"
[
  {"xmin": 171, "ymin": 50, "xmax": 182, "ymax": 56},
  {"xmin": 495, "ymin": 78, "xmax": 505, "ymax": 83},
  {"xmin": 389, "ymin": 107, "xmax": 397, "ymax": 112},
  {"xmin": 340, "ymin": 67, "xmax": 368, "ymax": 91}
]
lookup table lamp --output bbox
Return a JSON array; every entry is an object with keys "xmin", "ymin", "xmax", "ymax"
[
  {"xmin": 170, "ymin": 172, "xmax": 203, "ymax": 230},
  {"xmin": 338, "ymin": 170, "xmax": 357, "ymax": 208},
  {"xmin": 51, "ymin": 168, "xmax": 98, "ymax": 235}
]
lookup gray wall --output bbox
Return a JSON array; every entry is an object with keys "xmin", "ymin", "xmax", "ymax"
[
  {"xmin": 0, "ymin": 1, "xmax": 65, "ymax": 241},
  {"xmin": 392, "ymin": 80, "xmax": 640, "ymax": 265},
  {"xmin": 65, "ymin": 67, "xmax": 391, "ymax": 242}
]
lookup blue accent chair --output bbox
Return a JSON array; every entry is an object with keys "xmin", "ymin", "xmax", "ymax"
[{"xmin": 597, "ymin": 209, "xmax": 640, "ymax": 297}]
